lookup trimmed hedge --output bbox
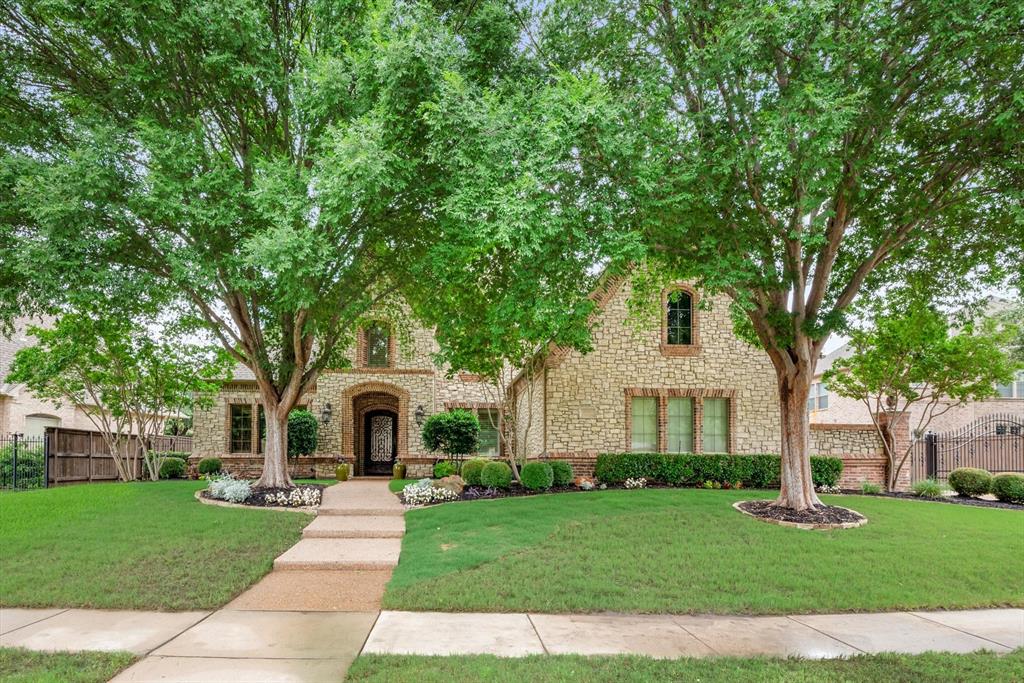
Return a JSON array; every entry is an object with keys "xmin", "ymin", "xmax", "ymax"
[
  {"xmin": 948, "ymin": 467, "xmax": 992, "ymax": 497},
  {"xmin": 198, "ymin": 457, "xmax": 222, "ymax": 475},
  {"xmin": 991, "ymin": 473, "xmax": 1024, "ymax": 504},
  {"xmin": 461, "ymin": 458, "xmax": 488, "ymax": 485},
  {"xmin": 159, "ymin": 457, "xmax": 187, "ymax": 479},
  {"xmin": 480, "ymin": 461, "xmax": 512, "ymax": 489},
  {"xmin": 594, "ymin": 452, "xmax": 843, "ymax": 489},
  {"xmin": 521, "ymin": 462, "xmax": 554, "ymax": 491},
  {"xmin": 549, "ymin": 460, "xmax": 574, "ymax": 486}
]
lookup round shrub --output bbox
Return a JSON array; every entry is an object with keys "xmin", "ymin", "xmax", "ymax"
[
  {"xmin": 159, "ymin": 457, "xmax": 187, "ymax": 479},
  {"xmin": 991, "ymin": 473, "xmax": 1024, "ymax": 504},
  {"xmin": 421, "ymin": 409, "xmax": 480, "ymax": 458},
  {"xmin": 480, "ymin": 461, "xmax": 512, "ymax": 489},
  {"xmin": 461, "ymin": 458, "xmax": 488, "ymax": 486},
  {"xmin": 198, "ymin": 458, "xmax": 222, "ymax": 475},
  {"xmin": 287, "ymin": 409, "xmax": 319, "ymax": 457},
  {"xmin": 549, "ymin": 460, "xmax": 574, "ymax": 487},
  {"xmin": 947, "ymin": 467, "xmax": 992, "ymax": 497},
  {"xmin": 521, "ymin": 462, "xmax": 554, "ymax": 491},
  {"xmin": 433, "ymin": 460, "xmax": 457, "ymax": 479}
]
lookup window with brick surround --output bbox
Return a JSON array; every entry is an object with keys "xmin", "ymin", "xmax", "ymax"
[
  {"xmin": 365, "ymin": 323, "xmax": 391, "ymax": 367},
  {"xmin": 667, "ymin": 397, "xmax": 694, "ymax": 453},
  {"xmin": 631, "ymin": 397, "xmax": 658, "ymax": 451},
  {"xmin": 702, "ymin": 398, "xmax": 729, "ymax": 453},
  {"xmin": 477, "ymin": 408, "xmax": 500, "ymax": 456},
  {"xmin": 229, "ymin": 404, "xmax": 253, "ymax": 453},
  {"xmin": 666, "ymin": 291, "xmax": 693, "ymax": 345}
]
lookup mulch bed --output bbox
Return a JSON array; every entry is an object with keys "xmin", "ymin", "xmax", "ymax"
[
  {"xmin": 849, "ymin": 490, "xmax": 1023, "ymax": 511},
  {"xmin": 737, "ymin": 499, "xmax": 866, "ymax": 526},
  {"xmin": 200, "ymin": 483, "xmax": 326, "ymax": 508}
]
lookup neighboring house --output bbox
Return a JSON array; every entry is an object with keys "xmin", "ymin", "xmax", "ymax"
[
  {"xmin": 0, "ymin": 317, "xmax": 102, "ymax": 438},
  {"xmin": 809, "ymin": 343, "xmax": 1024, "ymax": 434},
  {"xmin": 194, "ymin": 277, "xmax": 892, "ymax": 485}
]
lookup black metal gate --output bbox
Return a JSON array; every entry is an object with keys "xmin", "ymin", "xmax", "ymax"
[
  {"xmin": 913, "ymin": 414, "xmax": 1024, "ymax": 481},
  {"xmin": 0, "ymin": 433, "xmax": 49, "ymax": 490}
]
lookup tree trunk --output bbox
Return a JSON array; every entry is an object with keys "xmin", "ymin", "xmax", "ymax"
[
  {"xmin": 255, "ymin": 400, "xmax": 294, "ymax": 489},
  {"xmin": 772, "ymin": 362, "xmax": 823, "ymax": 510}
]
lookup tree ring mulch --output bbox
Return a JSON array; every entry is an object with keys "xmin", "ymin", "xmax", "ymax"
[{"xmin": 734, "ymin": 500, "xmax": 867, "ymax": 530}]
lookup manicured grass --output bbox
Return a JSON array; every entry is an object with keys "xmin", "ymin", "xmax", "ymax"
[
  {"xmin": 0, "ymin": 647, "xmax": 136, "ymax": 683},
  {"xmin": 384, "ymin": 488, "xmax": 1024, "ymax": 614},
  {"xmin": 0, "ymin": 481, "xmax": 314, "ymax": 610},
  {"xmin": 346, "ymin": 650, "xmax": 1024, "ymax": 683},
  {"xmin": 389, "ymin": 478, "xmax": 417, "ymax": 492}
]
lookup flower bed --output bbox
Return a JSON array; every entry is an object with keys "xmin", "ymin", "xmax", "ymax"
[{"xmin": 200, "ymin": 473, "xmax": 324, "ymax": 508}]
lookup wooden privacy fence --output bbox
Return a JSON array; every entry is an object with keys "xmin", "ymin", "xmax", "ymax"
[
  {"xmin": 45, "ymin": 427, "xmax": 193, "ymax": 486},
  {"xmin": 909, "ymin": 414, "xmax": 1024, "ymax": 482}
]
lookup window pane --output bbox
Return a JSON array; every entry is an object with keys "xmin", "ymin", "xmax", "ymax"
[
  {"xmin": 666, "ymin": 291, "xmax": 692, "ymax": 345},
  {"xmin": 257, "ymin": 405, "xmax": 266, "ymax": 453},
  {"xmin": 806, "ymin": 396, "xmax": 816, "ymax": 412},
  {"xmin": 702, "ymin": 398, "xmax": 729, "ymax": 453},
  {"xmin": 366, "ymin": 324, "xmax": 390, "ymax": 367},
  {"xmin": 996, "ymin": 383, "xmax": 1013, "ymax": 398},
  {"xmin": 631, "ymin": 397, "xmax": 657, "ymax": 451},
  {"xmin": 818, "ymin": 390, "xmax": 829, "ymax": 410},
  {"xmin": 230, "ymin": 404, "xmax": 252, "ymax": 453},
  {"xmin": 667, "ymin": 398, "xmax": 693, "ymax": 453},
  {"xmin": 478, "ymin": 408, "xmax": 499, "ymax": 456}
]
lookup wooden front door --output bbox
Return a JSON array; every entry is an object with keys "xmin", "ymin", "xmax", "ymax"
[{"xmin": 363, "ymin": 409, "xmax": 397, "ymax": 475}]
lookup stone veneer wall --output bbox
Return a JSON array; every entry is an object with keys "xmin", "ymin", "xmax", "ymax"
[{"xmin": 809, "ymin": 423, "xmax": 891, "ymax": 489}]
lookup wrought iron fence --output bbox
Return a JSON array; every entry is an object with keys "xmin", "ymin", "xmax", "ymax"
[
  {"xmin": 910, "ymin": 413, "xmax": 1024, "ymax": 482},
  {"xmin": 0, "ymin": 433, "xmax": 48, "ymax": 490}
]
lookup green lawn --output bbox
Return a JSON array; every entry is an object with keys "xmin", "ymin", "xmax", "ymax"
[
  {"xmin": 384, "ymin": 488, "xmax": 1024, "ymax": 614},
  {"xmin": 346, "ymin": 650, "xmax": 1024, "ymax": 683},
  {"xmin": 0, "ymin": 481, "xmax": 315, "ymax": 610},
  {"xmin": 0, "ymin": 648, "xmax": 136, "ymax": 683},
  {"xmin": 389, "ymin": 478, "xmax": 417, "ymax": 492}
]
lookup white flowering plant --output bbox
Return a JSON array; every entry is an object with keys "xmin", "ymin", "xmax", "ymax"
[
  {"xmin": 624, "ymin": 477, "xmax": 647, "ymax": 489},
  {"xmin": 402, "ymin": 478, "xmax": 460, "ymax": 506},
  {"xmin": 817, "ymin": 484, "xmax": 842, "ymax": 495},
  {"xmin": 266, "ymin": 487, "xmax": 322, "ymax": 507},
  {"xmin": 207, "ymin": 474, "xmax": 252, "ymax": 503}
]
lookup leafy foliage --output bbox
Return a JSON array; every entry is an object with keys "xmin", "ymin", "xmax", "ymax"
[
  {"xmin": 432, "ymin": 461, "xmax": 458, "ymax": 479},
  {"xmin": 948, "ymin": 468, "xmax": 993, "ymax": 497},
  {"xmin": 520, "ymin": 462, "xmax": 554, "ymax": 491},
  {"xmin": 480, "ymin": 461, "xmax": 512, "ymax": 489},
  {"xmin": 595, "ymin": 453, "xmax": 842, "ymax": 488},
  {"xmin": 911, "ymin": 479, "xmax": 946, "ymax": 499},
  {"xmin": 158, "ymin": 457, "xmax": 187, "ymax": 480},
  {"xmin": 198, "ymin": 458, "xmax": 222, "ymax": 476},
  {"xmin": 991, "ymin": 474, "xmax": 1024, "ymax": 504},
  {"xmin": 286, "ymin": 410, "xmax": 318, "ymax": 458},
  {"xmin": 548, "ymin": 460, "xmax": 574, "ymax": 487},
  {"xmin": 421, "ymin": 410, "xmax": 480, "ymax": 458},
  {"xmin": 460, "ymin": 458, "xmax": 489, "ymax": 485}
]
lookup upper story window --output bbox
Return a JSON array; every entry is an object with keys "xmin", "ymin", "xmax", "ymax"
[
  {"xmin": 807, "ymin": 382, "xmax": 829, "ymax": 412},
  {"xmin": 363, "ymin": 322, "xmax": 392, "ymax": 368},
  {"xmin": 666, "ymin": 291, "xmax": 693, "ymax": 345},
  {"xmin": 996, "ymin": 370, "xmax": 1024, "ymax": 399}
]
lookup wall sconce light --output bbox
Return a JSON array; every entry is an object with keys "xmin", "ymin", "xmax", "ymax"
[
  {"xmin": 414, "ymin": 404, "xmax": 427, "ymax": 427},
  {"xmin": 320, "ymin": 402, "xmax": 332, "ymax": 425}
]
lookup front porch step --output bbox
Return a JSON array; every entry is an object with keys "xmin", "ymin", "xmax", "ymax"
[
  {"xmin": 317, "ymin": 506, "xmax": 405, "ymax": 517},
  {"xmin": 303, "ymin": 515, "xmax": 405, "ymax": 539},
  {"xmin": 273, "ymin": 538, "xmax": 402, "ymax": 571}
]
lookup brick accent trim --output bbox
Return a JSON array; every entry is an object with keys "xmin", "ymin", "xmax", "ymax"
[
  {"xmin": 624, "ymin": 388, "xmax": 737, "ymax": 454},
  {"xmin": 356, "ymin": 322, "xmax": 397, "ymax": 369},
  {"xmin": 443, "ymin": 401, "xmax": 499, "ymax": 410},
  {"xmin": 660, "ymin": 284, "xmax": 701, "ymax": 357}
]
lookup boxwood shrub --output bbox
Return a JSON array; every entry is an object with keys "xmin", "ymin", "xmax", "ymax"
[
  {"xmin": 991, "ymin": 473, "xmax": 1024, "ymax": 504},
  {"xmin": 594, "ymin": 452, "xmax": 842, "ymax": 489},
  {"xmin": 198, "ymin": 457, "xmax": 222, "ymax": 475},
  {"xmin": 521, "ymin": 462, "xmax": 554, "ymax": 491},
  {"xmin": 159, "ymin": 456, "xmax": 187, "ymax": 479},
  {"xmin": 549, "ymin": 460, "xmax": 574, "ymax": 486},
  {"xmin": 947, "ymin": 467, "xmax": 993, "ymax": 497},
  {"xmin": 460, "ymin": 458, "xmax": 488, "ymax": 486},
  {"xmin": 480, "ymin": 461, "xmax": 512, "ymax": 489}
]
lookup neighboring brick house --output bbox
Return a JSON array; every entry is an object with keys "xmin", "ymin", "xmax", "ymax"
[
  {"xmin": 193, "ymin": 278, "xmax": 900, "ymax": 488},
  {"xmin": 809, "ymin": 343, "xmax": 1024, "ymax": 435},
  {"xmin": 1, "ymin": 317, "xmax": 101, "ymax": 438}
]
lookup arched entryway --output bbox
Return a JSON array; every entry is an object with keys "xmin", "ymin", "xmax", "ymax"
[{"xmin": 341, "ymin": 382, "xmax": 409, "ymax": 476}]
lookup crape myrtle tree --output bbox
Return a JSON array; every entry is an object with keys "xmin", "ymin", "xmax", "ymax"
[
  {"xmin": 0, "ymin": 0, "xmax": 529, "ymax": 488},
  {"xmin": 539, "ymin": 0, "xmax": 1024, "ymax": 509},
  {"xmin": 825, "ymin": 301, "xmax": 1018, "ymax": 490}
]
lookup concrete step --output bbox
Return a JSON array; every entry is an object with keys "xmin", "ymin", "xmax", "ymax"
[
  {"xmin": 302, "ymin": 515, "xmax": 405, "ymax": 539},
  {"xmin": 274, "ymin": 538, "xmax": 402, "ymax": 571},
  {"xmin": 317, "ymin": 506, "xmax": 405, "ymax": 517}
]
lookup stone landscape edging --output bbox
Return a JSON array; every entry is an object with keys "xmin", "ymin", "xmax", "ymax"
[
  {"xmin": 732, "ymin": 500, "xmax": 868, "ymax": 530},
  {"xmin": 193, "ymin": 489, "xmax": 318, "ymax": 514}
]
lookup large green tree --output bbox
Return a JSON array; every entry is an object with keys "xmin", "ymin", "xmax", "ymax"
[
  {"xmin": 0, "ymin": 0, "xmax": 527, "ymax": 487},
  {"xmin": 539, "ymin": 0, "xmax": 1024, "ymax": 508}
]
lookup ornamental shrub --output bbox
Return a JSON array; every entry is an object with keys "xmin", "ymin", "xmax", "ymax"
[
  {"xmin": 594, "ymin": 452, "xmax": 840, "ymax": 489},
  {"xmin": 549, "ymin": 460, "xmax": 574, "ymax": 486},
  {"xmin": 947, "ymin": 467, "xmax": 993, "ymax": 497},
  {"xmin": 480, "ymin": 460, "xmax": 512, "ymax": 489},
  {"xmin": 521, "ymin": 462, "xmax": 554, "ymax": 490},
  {"xmin": 461, "ymin": 458, "xmax": 488, "ymax": 485},
  {"xmin": 287, "ymin": 409, "xmax": 319, "ymax": 457},
  {"xmin": 861, "ymin": 481, "xmax": 882, "ymax": 495},
  {"xmin": 810, "ymin": 456, "xmax": 844, "ymax": 487},
  {"xmin": 433, "ymin": 460, "xmax": 457, "ymax": 479},
  {"xmin": 208, "ymin": 474, "xmax": 252, "ymax": 503},
  {"xmin": 747, "ymin": 454, "xmax": 781, "ymax": 488},
  {"xmin": 991, "ymin": 473, "xmax": 1024, "ymax": 504},
  {"xmin": 911, "ymin": 478, "xmax": 944, "ymax": 498},
  {"xmin": 159, "ymin": 457, "xmax": 187, "ymax": 479},
  {"xmin": 421, "ymin": 409, "xmax": 480, "ymax": 458},
  {"xmin": 198, "ymin": 457, "xmax": 222, "ymax": 475}
]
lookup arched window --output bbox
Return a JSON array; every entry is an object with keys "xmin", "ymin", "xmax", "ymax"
[{"xmin": 666, "ymin": 291, "xmax": 693, "ymax": 346}]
